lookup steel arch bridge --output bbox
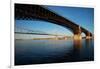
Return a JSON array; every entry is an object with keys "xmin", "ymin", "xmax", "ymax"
[{"xmin": 15, "ymin": 3, "xmax": 93, "ymax": 40}]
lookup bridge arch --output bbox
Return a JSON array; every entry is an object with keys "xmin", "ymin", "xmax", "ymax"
[{"xmin": 15, "ymin": 3, "xmax": 92, "ymax": 40}]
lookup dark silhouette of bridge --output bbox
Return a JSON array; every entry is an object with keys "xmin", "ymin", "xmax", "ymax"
[{"xmin": 15, "ymin": 3, "xmax": 93, "ymax": 40}]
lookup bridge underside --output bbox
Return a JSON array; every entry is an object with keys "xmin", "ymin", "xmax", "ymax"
[{"xmin": 15, "ymin": 3, "xmax": 93, "ymax": 40}]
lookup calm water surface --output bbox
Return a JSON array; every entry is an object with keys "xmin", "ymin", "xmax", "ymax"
[{"xmin": 15, "ymin": 39, "xmax": 94, "ymax": 65}]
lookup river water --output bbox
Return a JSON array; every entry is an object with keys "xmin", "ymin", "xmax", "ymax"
[{"xmin": 15, "ymin": 39, "xmax": 94, "ymax": 65}]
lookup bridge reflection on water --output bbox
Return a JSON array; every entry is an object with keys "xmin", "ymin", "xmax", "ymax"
[{"xmin": 15, "ymin": 39, "xmax": 94, "ymax": 65}]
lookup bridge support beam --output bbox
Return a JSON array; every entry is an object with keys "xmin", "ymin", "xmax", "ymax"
[
  {"xmin": 86, "ymin": 36, "xmax": 92, "ymax": 39},
  {"xmin": 86, "ymin": 32, "xmax": 92, "ymax": 39},
  {"xmin": 73, "ymin": 26, "xmax": 82, "ymax": 40},
  {"xmin": 74, "ymin": 34, "xmax": 82, "ymax": 40}
]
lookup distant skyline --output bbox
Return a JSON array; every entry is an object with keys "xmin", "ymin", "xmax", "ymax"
[{"xmin": 15, "ymin": 5, "xmax": 94, "ymax": 39}]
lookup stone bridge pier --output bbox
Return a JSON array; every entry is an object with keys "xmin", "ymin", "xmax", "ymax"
[
  {"xmin": 73, "ymin": 26, "xmax": 93, "ymax": 40},
  {"xmin": 73, "ymin": 26, "xmax": 82, "ymax": 40},
  {"xmin": 85, "ymin": 32, "xmax": 92, "ymax": 39}
]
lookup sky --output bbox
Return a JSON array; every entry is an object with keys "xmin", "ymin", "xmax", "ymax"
[
  {"xmin": 46, "ymin": 6, "xmax": 94, "ymax": 33},
  {"xmin": 15, "ymin": 5, "xmax": 94, "ymax": 39}
]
